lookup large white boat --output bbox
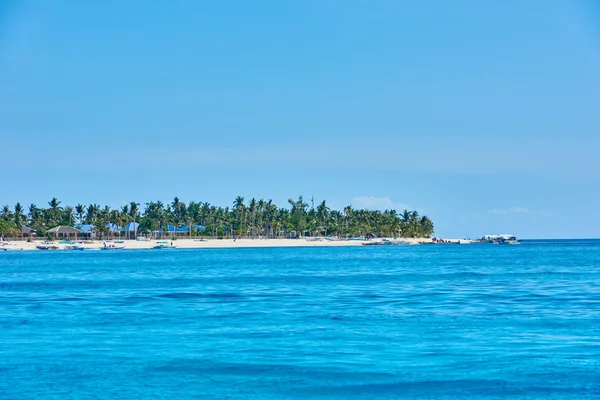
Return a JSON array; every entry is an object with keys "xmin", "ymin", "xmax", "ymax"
[{"xmin": 482, "ymin": 234, "xmax": 520, "ymax": 245}]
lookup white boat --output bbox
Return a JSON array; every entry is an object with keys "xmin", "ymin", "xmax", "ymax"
[
  {"xmin": 153, "ymin": 241, "xmax": 177, "ymax": 249},
  {"xmin": 482, "ymin": 234, "xmax": 520, "ymax": 245},
  {"xmin": 389, "ymin": 238, "xmax": 411, "ymax": 245},
  {"xmin": 102, "ymin": 241, "xmax": 125, "ymax": 250}
]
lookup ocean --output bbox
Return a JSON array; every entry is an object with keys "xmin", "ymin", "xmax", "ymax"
[{"xmin": 1, "ymin": 240, "xmax": 599, "ymax": 399}]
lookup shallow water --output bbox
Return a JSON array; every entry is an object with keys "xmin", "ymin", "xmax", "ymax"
[{"xmin": 1, "ymin": 241, "xmax": 599, "ymax": 399}]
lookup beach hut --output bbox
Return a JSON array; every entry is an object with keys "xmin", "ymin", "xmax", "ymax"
[
  {"xmin": 21, "ymin": 226, "xmax": 36, "ymax": 238},
  {"xmin": 47, "ymin": 226, "xmax": 82, "ymax": 240}
]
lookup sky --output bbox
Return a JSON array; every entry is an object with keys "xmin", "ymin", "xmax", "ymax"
[{"xmin": 1, "ymin": 0, "xmax": 599, "ymax": 239}]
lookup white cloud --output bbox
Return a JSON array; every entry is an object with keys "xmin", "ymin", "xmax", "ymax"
[
  {"xmin": 351, "ymin": 196, "xmax": 410, "ymax": 211},
  {"xmin": 487, "ymin": 207, "xmax": 556, "ymax": 217}
]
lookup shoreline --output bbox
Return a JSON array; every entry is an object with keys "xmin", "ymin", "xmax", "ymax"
[{"xmin": 0, "ymin": 237, "xmax": 468, "ymax": 251}]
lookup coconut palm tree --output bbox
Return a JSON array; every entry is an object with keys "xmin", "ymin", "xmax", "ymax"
[
  {"xmin": 343, "ymin": 206, "xmax": 353, "ymax": 237},
  {"xmin": 14, "ymin": 203, "xmax": 24, "ymax": 237},
  {"xmin": 63, "ymin": 206, "xmax": 75, "ymax": 226},
  {"xmin": 233, "ymin": 196, "xmax": 245, "ymax": 238},
  {"xmin": 248, "ymin": 198, "xmax": 257, "ymax": 237},
  {"xmin": 2, "ymin": 205, "xmax": 12, "ymax": 222},
  {"xmin": 85, "ymin": 204, "xmax": 100, "ymax": 225},
  {"xmin": 288, "ymin": 196, "xmax": 308, "ymax": 237},
  {"xmin": 316, "ymin": 200, "xmax": 330, "ymax": 236},
  {"xmin": 75, "ymin": 204, "xmax": 85, "ymax": 225},
  {"xmin": 128, "ymin": 202, "xmax": 140, "ymax": 239},
  {"xmin": 48, "ymin": 198, "xmax": 61, "ymax": 212}
]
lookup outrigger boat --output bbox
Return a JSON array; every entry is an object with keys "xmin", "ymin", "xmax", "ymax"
[
  {"xmin": 153, "ymin": 241, "xmax": 177, "ymax": 249},
  {"xmin": 102, "ymin": 241, "xmax": 126, "ymax": 250}
]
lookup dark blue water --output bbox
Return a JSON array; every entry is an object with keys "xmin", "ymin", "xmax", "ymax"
[{"xmin": 1, "ymin": 241, "xmax": 600, "ymax": 399}]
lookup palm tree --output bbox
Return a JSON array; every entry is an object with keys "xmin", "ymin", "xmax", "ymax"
[
  {"xmin": 63, "ymin": 206, "xmax": 75, "ymax": 226},
  {"xmin": 316, "ymin": 200, "xmax": 330, "ymax": 236},
  {"xmin": 75, "ymin": 204, "xmax": 85, "ymax": 225},
  {"xmin": 197, "ymin": 202, "xmax": 207, "ymax": 227},
  {"xmin": 288, "ymin": 196, "xmax": 308, "ymax": 238},
  {"xmin": 48, "ymin": 197, "xmax": 61, "ymax": 212},
  {"xmin": 28, "ymin": 203, "xmax": 37, "ymax": 220},
  {"xmin": 233, "ymin": 196, "xmax": 245, "ymax": 238},
  {"xmin": 85, "ymin": 204, "xmax": 100, "ymax": 225},
  {"xmin": 14, "ymin": 203, "xmax": 24, "ymax": 237},
  {"xmin": 129, "ymin": 202, "xmax": 140, "ymax": 239},
  {"xmin": 343, "ymin": 206, "xmax": 353, "ymax": 237},
  {"xmin": 420, "ymin": 215, "xmax": 434, "ymax": 238},
  {"xmin": 2, "ymin": 205, "xmax": 12, "ymax": 222},
  {"xmin": 101, "ymin": 206, "xmax": 111, "ymax": 238},
  {"xmin": 248, "ymin": 198, "xmax": 257, "ymax": 237},
  {"xmin": 171, "ymin": 197, "xmax": 186, "ymax": 228}
]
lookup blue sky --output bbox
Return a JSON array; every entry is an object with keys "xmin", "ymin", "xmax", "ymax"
[{"xmin": 1, "ymin": 0, "xmax": 599, "ymax": 238}]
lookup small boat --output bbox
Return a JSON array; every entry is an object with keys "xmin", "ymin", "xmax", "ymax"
[
  {"xmin": 153, "ymin": 241, "xmax": 177, "ymax": 249},
  {"xmin": 388, "ymin": 239, "xmax": 411, "ymax": 245},
  {"xmin": 36, "ymin": 245, "xmax": 58, "ymax": 250},
  {"xmin": 362, "ymin": 240, "xmax": 393, "ymax": 246},
  {"xmin": 102, "ymin": 241, "xmax": 125, "ymax": 250}
]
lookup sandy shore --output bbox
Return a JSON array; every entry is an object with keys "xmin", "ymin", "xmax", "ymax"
[{"xmin": 0, "ymin": 237, "xmax": 467, "ymax": 251}]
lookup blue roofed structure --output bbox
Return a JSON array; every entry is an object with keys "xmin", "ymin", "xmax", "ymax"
[
  {"xmin": 77, "ymin": 224, "xmax": 95, "ymax": 233},
  {"xmin": 157, "ymin": 225, "xmax": 206, "ymax": 235}
]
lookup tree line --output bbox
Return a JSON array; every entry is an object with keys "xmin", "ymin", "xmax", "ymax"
[{"xmin": 0, "ymin": 196, "xmax": 435, "ymax": 239}]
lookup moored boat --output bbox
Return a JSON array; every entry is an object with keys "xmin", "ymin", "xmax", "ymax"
[
  {"xmin": 36, "ymin": 244, "xmax": 59, "ymax": 250},
  {"xmin": 102, "ymin": 241, "xmax": 126, "ymax": 250},
  {"xmin": 153, "ymin": 241, "xmax": 177, "ymax": 249},
  {"xmin": 362, "ymin": 240, "xmax": 393, "ymax": 246},
  {"xmin": 481, "ymin": 234, "xmax": 520, "ymax": 245}
]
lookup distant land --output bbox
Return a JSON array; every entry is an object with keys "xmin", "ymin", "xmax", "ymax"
[{"xmin": 0, "ymin": 196, "xmax": 434, "ymax": 240}]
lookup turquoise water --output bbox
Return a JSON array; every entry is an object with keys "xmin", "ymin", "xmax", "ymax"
[{"xmin": 1, "ymin": 241, "xmax": 599, "ymax": 399}]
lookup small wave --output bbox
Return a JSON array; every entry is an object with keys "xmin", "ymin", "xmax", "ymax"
[
  {"xmin": 53, "ymin": 297, "xmax": 87, "ymax": 302},
  {"xmin": 156, "ymin": 292, "xmax": 243, "ymax": 299}
]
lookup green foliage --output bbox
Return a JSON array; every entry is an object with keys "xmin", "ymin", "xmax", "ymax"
[
  {"xmin": 1, "ymin": 196, "xmax": 436, "ymax": 239},
  {"xmin": 0, "ymin": 219, "xmax": 17, "ymax": 238}
]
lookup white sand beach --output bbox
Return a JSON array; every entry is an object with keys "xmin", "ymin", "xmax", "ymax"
[{"xmin": 0, "ymin": 237, "xmax": 468, "ymax": 251}]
